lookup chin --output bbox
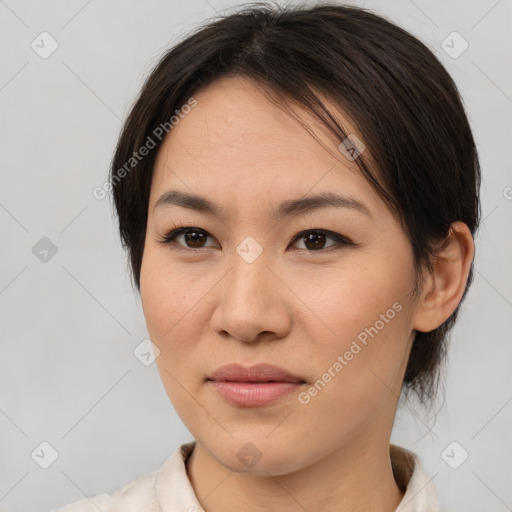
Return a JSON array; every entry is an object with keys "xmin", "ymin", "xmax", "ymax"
[{"xmin": 207, "ymin": 437, "xmax": 306, "ymax": 476}]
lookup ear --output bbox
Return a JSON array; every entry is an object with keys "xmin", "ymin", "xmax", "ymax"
[{"xmin": 412, "ymin": 221, "xmax": 475, "ymax": 333}]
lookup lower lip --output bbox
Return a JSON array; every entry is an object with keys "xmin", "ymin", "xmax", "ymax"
[{"xmin": 208, "ymin": 381, "xmax": 303, "ymax": 406}]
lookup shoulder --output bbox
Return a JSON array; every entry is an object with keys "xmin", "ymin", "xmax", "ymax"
[
  {"xmin": 391, "ymin": 444, "xmax": 440, "ymax": 512},
  {"xmin": 49, "ymin": 466, "xmax": 161, "ymax": 512},
  {"xmin": 48, "ymin": 442, "xmax": 196, "ymax": 512}
]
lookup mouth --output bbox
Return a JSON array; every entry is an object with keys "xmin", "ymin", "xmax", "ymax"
[
  {"xmin": 206, "ymin": 378, "xmax": 307, "ymax": 383},
  {"xmin": 207, "ymin": 362, "xmax": 307, "ymax": 384},
  {"xmin": 207, "ymin": 380, "xmax": 305, "ymax": 406},
  {"xmin": 206, "ymin": 363, "xmax": 306, "ymax": 406},
  {"xmin": 208, "ymin": 380, "xmax": 305, "ymax": 383}
]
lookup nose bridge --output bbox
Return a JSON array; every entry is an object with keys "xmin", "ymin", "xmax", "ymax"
[
  {"xmin": 211, "ymin": 242, "xmax": 290, "ymax": 342},
  {"xmin": 226, "ymin": 245, "xmax": 269, "ymax": 310}
]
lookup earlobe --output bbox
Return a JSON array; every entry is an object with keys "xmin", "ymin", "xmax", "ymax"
[{"xmin": 412, "ymin": 221, "xmax": 475, "ymax": 333}]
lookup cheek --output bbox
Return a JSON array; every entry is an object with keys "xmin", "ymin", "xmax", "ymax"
[
  {"xmin": 139, "ymin": 247, "xmax": 217, "ymax": 393},
  {"xmin": 296, "ymin": 253, "xmax": 414, "ymax": 412},
  {"xmin": 140, "ymin": 258, "xmax": 204, "ymax": 415},
  {"xmin": 303, "ymin": 249, "xmax": 414, "ymax": 351},
  {"xmin": 141, "ymin": 247, "xmax": 200, "ymax": 338},
  {"xmin": 140, "ymin": 251, "xmax": 189, "ymax": 359}
]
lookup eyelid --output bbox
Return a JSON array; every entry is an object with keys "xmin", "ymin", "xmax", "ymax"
[
  {"xmin": 156, "ymin": 227, "xmax": 219, "ymax": 250},
  {"xmin": 288, "ymin": 229, "xmax": 353, "ymax": 250},
  {"xmin": 157, "ymin": 225, "xmax": 356, "ymax": 252}
]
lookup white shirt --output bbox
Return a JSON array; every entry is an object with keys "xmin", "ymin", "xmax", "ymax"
[{"xmin": 51, "ymin": 442, "xmax": 439, "ymax": 511}]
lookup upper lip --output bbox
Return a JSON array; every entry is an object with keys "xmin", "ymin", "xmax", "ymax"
[{"xmin": 207, "ymin": 363, "xmax": 306, "ymax": 383}]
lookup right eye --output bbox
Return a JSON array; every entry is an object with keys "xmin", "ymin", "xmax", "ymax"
[{"xmin": 157, "ymin": 227, "xmax": 219, "ymax": 250}]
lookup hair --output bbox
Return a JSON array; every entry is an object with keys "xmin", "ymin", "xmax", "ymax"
[{"xmin": 109, "ymin": 1, "xmax": 480, "ymax": 405}]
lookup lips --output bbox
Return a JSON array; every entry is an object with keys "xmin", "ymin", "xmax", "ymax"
[
  {"xmin": 207, "ymin": 363, "xmax": 306, "ymax": 384},
  {"xmin": 207, "ymin": 363, "xmax": 306, "ymax": 407}
]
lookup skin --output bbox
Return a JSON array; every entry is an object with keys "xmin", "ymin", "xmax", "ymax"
[{"xmin": 139, "ymin": 76, "xmax": 474, "ymax": 512}]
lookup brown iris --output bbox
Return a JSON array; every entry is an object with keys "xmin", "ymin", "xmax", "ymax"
[{"xmin": 302, "ymin": 230, "xmax": 327, "ymax": 250}]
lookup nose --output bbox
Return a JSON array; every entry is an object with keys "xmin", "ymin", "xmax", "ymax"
[{"xmin": 210, "ymin": 250, "xmax": 292, "ymax": 344}]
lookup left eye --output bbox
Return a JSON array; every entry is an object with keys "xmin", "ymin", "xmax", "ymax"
[
  {"xmin": 290, "ymin": 229, "xmax": 351, "ymax": 251},
  {"xmin": 157, "ymin": 228, "xmax": 351, "ymax": 252}
]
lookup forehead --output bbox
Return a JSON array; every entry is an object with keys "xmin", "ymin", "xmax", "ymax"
[{"xmin": 150, "ymin": 76, "xmax": 379, "ymax": 212}]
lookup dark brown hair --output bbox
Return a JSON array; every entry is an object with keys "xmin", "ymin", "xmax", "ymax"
[{"xmin": 109, "ymin": 2, "xmax": 481, "ymax": 404}]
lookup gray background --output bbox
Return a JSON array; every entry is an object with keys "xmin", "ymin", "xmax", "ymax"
[{"xmin": 1, "ymin": 0, "xmax": 511, "ymax": 511}]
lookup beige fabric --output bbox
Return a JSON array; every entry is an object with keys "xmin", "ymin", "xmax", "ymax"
[{"xmin": 51, "ymin": 442, "xmax": 439, "ymax": 511}]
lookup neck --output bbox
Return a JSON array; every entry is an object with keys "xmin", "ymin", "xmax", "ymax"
[{"xmin": 186, "ymin": 431, "xmax": 404, "ymax": 512}]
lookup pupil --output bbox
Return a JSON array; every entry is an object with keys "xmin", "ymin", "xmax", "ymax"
[
  {"xmin": 305, "ymin": 231, "xmax": 325, "ymax": 250},
  {"xmin": 185, "ymin": 230, "xmax": 205, "ymax": 247}
]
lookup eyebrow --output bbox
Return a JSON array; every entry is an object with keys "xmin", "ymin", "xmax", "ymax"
[{"xmin": 153, "ymin": 189, "xmax": 371, "ymax": 219}]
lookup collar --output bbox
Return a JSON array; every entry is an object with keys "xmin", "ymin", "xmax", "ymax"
[{"xmin": 155, "ymin": 442, "xmax": 439, "ymax": 511}]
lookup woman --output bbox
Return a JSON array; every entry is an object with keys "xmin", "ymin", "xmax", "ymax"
[{"xmin": 54, "ymin": 2, "xmax": 480, "ymax": 511}]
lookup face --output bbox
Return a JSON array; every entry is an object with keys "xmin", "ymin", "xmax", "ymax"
[{"xmin": 140, "ymin": 76, "xmax": 419, "ymax": 476}]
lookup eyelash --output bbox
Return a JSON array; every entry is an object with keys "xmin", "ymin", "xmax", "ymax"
[{"xmin": 156, "ymin": 223, "xmax": 355, "ymax": 253}]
